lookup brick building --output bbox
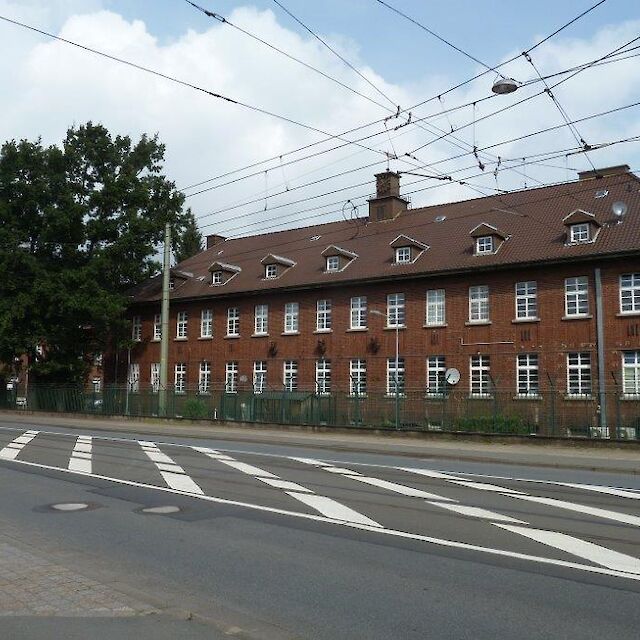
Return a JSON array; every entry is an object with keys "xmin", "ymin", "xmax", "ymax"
[{"xmin": 115, "ymin": 165, "xmax": 640, "ymax": 435}]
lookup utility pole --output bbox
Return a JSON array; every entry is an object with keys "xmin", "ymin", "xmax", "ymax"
[{"xmin": 158, "ymin": 222, "xmax": 171, "ymax": 417}]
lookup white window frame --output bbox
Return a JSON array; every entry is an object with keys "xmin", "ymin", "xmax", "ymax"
[
  {"xmin": 326, "ymin": 256, "xmax": 340, "ymax": 272},
  {"xmin": 350, "ymin": 296, "xmax": 367, "ymax": 329},
  {"xmin": 283, "ymin": 360, "xmax": 298, "ymax": 392},
  {"xmin": 316, "ymin": 299, "xmax": 332, "ymax": 331},
  {"xmin": 565, "ymin": 276, "xmax": 589, "ymax": 317},
  {"xmin": 515, "ymin": 281, "xmax": 537, "ymax": 320},
  {"xmin": 469, "ymin": 285, "xmax": 489, "ymax": 322},
  {"xmin": 426, "ymin": 289, "xmax": 445, "ymax": 326},
  {"xmin": 153, "ymin": 313, "xmax": 162, "ymax": 341},
  {"xmin": 253, "ymin": 361, "xmax": 267, "ymax": 394},
  {"xmin": 476, "ymin": 236, "xmax": 494, "ymax": 254},
  {"xmin": 174, "ymin": 362, "xmax": 186, "ymax": 394},
  {"xmin": 349, "ymin": 359, "xmax": 367, "ymax": 396},
  {"xmin": 425, "ymin": 356, "xmax": 446, "ymax": 396},
  {"xmin": 620, "ymin": 273, "xmax": 640, "ymax": 314},
  {"xmin": 150, "ymin": 363, "xmax": 160, "ymax": 393},
  {"xmin": 176, "ymin": 311, "xmax": 188, "ymax": 339},
  {"xmin": 225, "ymin": 361, "xmax": 238, "ymax": 393},
  {"xmin": 387, "ymin": 293, "xmax": 405, "ymax": 328},
  {"xmin": 200, "ymin": 309, "xmax": 213, "ymax": 338},
  {"xmin": 212, "ymin": 270, "xmax": 223, "ymax": 285},
  {"xmin": 470, "ymin": 355, "xmax": 491, "ymax": 398},
  {"xmin": 226, "ymin": 307, "xmax": 240, "ymax": 336},
  {"xmin": 567, "ymin": 352, "xmax": 591, "ymax": 397},
  {"xmin": 315, "ymin": 360, "xmax": 331, "ymax": 395},
  {"xmin": 622, "ymin": 351, "xmax": 640, "ymax": 397},
  {"xmin": 128, "ymin": 363, "xmax": 140, "ymax": 393},
  {"xmin": 265, "ymin": 264, "xmax": 278, "ymax": 279},
  {"xmin": 570, "ymin": 223, "xmax": 590, "ymax": 243},
  {"xmin": 198, "ymin": 361, "xmax": 211, "ymax": 394},
  {"xmin": 131, "ymin": 316, "xmax": 142, "ymax": 342},
  {"xmin": 395, "ymin": 246, "xmax": 412, "ymax": 264},
  {"xmin": 254, "ymin": 304, "xmax": 269, "ymax": 335},
  {"xmin": 284, "ymin": 302, "xmax": 299, "ymax": 334},
  {"xmin": 386, "ymin": 358, "xmax": 405, "ymax": 397},
  {"xmin": 517, "ymin": 353, "xmax": 539, "ymax": 397}
]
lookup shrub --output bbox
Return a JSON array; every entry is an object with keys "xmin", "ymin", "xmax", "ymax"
[{"xmin": 181, "ymin": 398, "xmax": 209, "ymax": 420}]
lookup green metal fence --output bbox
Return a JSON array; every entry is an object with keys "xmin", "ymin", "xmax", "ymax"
[{"xmin": 5, "ymin": 383, "xmax": 640, "ymax": 441}]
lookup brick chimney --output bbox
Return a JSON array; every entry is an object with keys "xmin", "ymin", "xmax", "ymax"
[
  {"xmin": 368, "ymin": 171, "xmax": 408, "ymax": 222},
  {"xmin": 206, "ymin": 234, "xmax": 226, "ymax": 249}
]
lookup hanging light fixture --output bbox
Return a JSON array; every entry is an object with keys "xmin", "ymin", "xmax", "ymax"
[{"xmin": 491, "ymin": 77, "xmax": 519, "ymax": 94}]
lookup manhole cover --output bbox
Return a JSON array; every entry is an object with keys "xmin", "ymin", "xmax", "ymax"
[
  {"xmin": 51, "ymin": 502, "xmax": 90, "ymax": 512},
  {"xmin": 140, "ymin": 505, "xmax": 181, "ymax": 515}
]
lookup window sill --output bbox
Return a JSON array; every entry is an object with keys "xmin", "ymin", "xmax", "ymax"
[
  {"xmin": 512, "ymin": 318, "xmax": 540, "ymax": 324},
  {"xmin": 198, "ymin": 336, "xmax": 213, "ymax": 340},
  {"xmin": 252, "ymin": 333, "xmax": 269, "ymax": 338},
  {"xmin": 512, "ymin": 394, "xmax": 543, "ymax": 401},
  {"xmin": 384, "ymin": 394, "xmax": 406, "ymax": 399},
  {"xmin": 224, "ymin": 334, "xmax": 240, "ymax": 339},
  {"xmin": 282, "ymin": 331, "xmax": 300, "ymax": 336},
  {"xmin": 346, "ymin": 327, "xmax": 368, "ymax": 332},
  {"xmin": 174, "ymin": 337, "xmax": 188, "ymax": 341},
  {"xmin": 423, "ymin": 323, "xmax": 447, "ymax": 328},
  {"xmin": 564, "ymin": 394, "xmax": 593, "ymax": 401},
  {"xmin": 561, "ymin": 315, "xmax": 592, "ymax": 321},
  {"xmin": 468, "ymin": 395, "xmax": 493, "ymax": 400},
  {"xmin": 151, "ymin": 338, "xmax": 161, "ymax": 342},
  {"xmin": 620, "ymin": 395, "xmax": 640, "ymax": 401},
  {"xmin": 383, "ymin": 325, "xmax": 406, "ymax": 330},
  {"xmin": 465, "ymin": 320, "xmax": 491, "ymax": 326},
  {"xmin": 616, "ymin": 312, "xmax": 640, "ymax": 317},
  {"xmin": 197, "ymin": 391, "xmax": 211, "ymax": 396},
  {"xmin": 348, "ymin": 394, "xmax": 368, "ymax": 398},
  {"xmin": 425, "ymin": 393, "xmax": 446, "ymax": 399},
  {"xmin": 313, "ymin": 329, "xmax": 333, "ymax": 334}
]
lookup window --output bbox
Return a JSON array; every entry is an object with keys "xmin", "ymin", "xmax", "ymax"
[
  {"xmin": 517, "ymin": 354, "xmax": 539, "ymax": 397},
  {"xmin": 476, "ymin": 236, "xmax": 494, "ymax": 254},
  {"xmin": 265, "ymin": 264, "xmax": 278, "ymax": 279},
  {"xmin": 570, "ymin": 223, "xmax": 590, "ymax": 243},
  {"xmin": 469, "ymin": 285, "xmax": 489, "ymax": 322},
  {"xmin": 151, "ymin": 363, "xmax": 160, "ymax": 393},
  {"xmin": 284, "ymin": 302, "xmax": 299, "ymax": 333},
  {"xmin": 470, "ymin": 355, "xmax": 491, "ymax": 398},
  {"xmin": 565, "ymin": 277, "xmax": 589, "ymax": 317},
  {"xmin": 283, "ymin": 361, "xmax": 298, "ymax": 391},
  {"xmin": 622, "ymin": 351, "xmax": 640, "ymax": 397},
  {"xmin": 567, "ymin": 352, "xmax": 591, "ymax": 396},
  {"xmin": 176, "ymin": 311, "xmax": 188, "ymax": 339},
  {"xmin": 620, "ymin": 273, "xmax": 640, "ymax": 313},
  {"xmin": 315, "ymin": 360, "xmax": 331, "ymax": 394},
  {"xmin": 199, "ymin": 361, "xmax": 211, "ymax": 394},
  {"xmin": 200, "ymin": 309, "xmax": 213, "ymax": 338},
  {"xmin": 131, "ymin": 316, "xmax": 142, "ymax": 341},
  {"xmin": 426, "ymin": 356, "xmax": 446, "ymax": 396},
  {"xmin": 386, "ymin": 358, "xmax": 405, "ymax": 396},
  {"xmin": 350, "ymin": 359, "xmax": 367, "ymax": 396},
  {"xmin": 387, "ymin": 293, "xmax": 405, "ymax": 327},
  {"xmin": 225, "ymin": 361, "xmax": 238, "ymax": 393},
  {"xmin": 326, "ymin": 256, "xmax": 340, "ymax": 272},
  {"xmin": 426, "ymin": 289, "xmax": 445, "ymax": 326},
  {"xmin": 212, "ymin": 271, "xmax": 223, "ymax": 285},
  {"xmin": 254, "ymin": 304, "xmax": 268, "ymax": 335},
  {"xmin": 153, "ymin": 314, "xmax": 162, "ymax": 340},
  {"xmin": 169, "ymin": 279, "xmax": 175, "ymax": 290},
  {"xmin": 350, "ymin": 296, "xmax": 367, "ymax": 329},
  {"xmin": 253, "ymin": 361, "xmax": 267, "ymax": 393},
  {"xmin": 174, "ymin": 363, "xmax": 186, "ymax": 394},
  {"xmin": 227, "ymin": 307, "xmax": 240, "ymax": 336},
  {"xmin": 395, "ymin": 246, "xmax": 411, "ymax": 264},
  {"xmin": 515, "ymin": 281, "xmax": 537, "ymax": 320},
  {"xmin": 316, "ymin": 299, "xmax": 332, "ymax": 331},
  {"xmin": 128, "ymin": 363, "xmax": 140, "ymax": 392}
]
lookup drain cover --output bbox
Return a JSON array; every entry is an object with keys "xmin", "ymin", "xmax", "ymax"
[
  {"xmin": 51, "ymin": 502, "xmax": 90, "ymax": 512},
  {"xmin": 140, "ymin": 505, "xmax": 181, "ymax": 515}
]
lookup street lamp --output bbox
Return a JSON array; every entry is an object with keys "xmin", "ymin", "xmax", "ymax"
[
  {"xmin": 491, "ymin": 77, "xmax": 519, "ymax": 95},
  {"xmin": 370, "ymin": 309, "xmax": 400, "ymax": 430}
]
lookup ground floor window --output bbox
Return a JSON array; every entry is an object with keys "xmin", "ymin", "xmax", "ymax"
[
  {"xmin": 622, "ymin": 351, "xmax": 640, "ymax": 397},
  {"xmin": 284, "ymin": 361, "xmax": 298, "ymax": 392},
  {"xmin": 386, "ymin": 358, "xmax": 405, "ymax": 396},
  {"xmin": 199, "ymin": 361, "xmax": 211, "ymax": 394},
  {"xmin": 567, "ymin": 352, "xmax": 591, "ymax": 396},
  {"xmin": 174, "ymin": 363, "xmax": 186, "ymax": 394},
  {"xmin": 470, "ymin": 355, "xmax": 491, "ymax": 398},
  {"xmin": 426, "ymin": 356, "xmax": 446, "ymax": 396},
  {"xmin": 517, "ymin": 354, "xmax": 539, "ymax": 397},
  {"xmin": 225, "ymin": 361, "xmax": 238, "ymax": 393},
  {"xmin": 349, "ymin": 359, "xmax": 367, "ymax": 396},
  {"xmin": 253, "ymin": 361, "xmax": 267, "ymax": 393},
  {"xmin": 315, "ymin": 360, "xmax": 331, "ymax": 395}
]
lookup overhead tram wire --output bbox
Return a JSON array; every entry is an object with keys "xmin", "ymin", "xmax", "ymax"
[{"xmin": 179, "ymin": 0, "xmax": 614, "ymax": 192}]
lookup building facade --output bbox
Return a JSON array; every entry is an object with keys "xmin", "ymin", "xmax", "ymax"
[{"xmin": 115, "ymin": 166, "xmax": 640, "ymax": 435}]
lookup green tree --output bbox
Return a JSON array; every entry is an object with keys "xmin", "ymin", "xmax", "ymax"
[
  {"xmin": 0, "ymin": 122, "xmax": 188, "ymax": 383},
  {"xmin": 173, "ymin": 208, "xmax": 203, "ymax": 264}
]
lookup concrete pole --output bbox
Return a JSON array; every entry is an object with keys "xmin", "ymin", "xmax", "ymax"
[
  {"xmin": 594, "ymin": 267, "xmax": 608, "ymax": 434},
  {"xmin": 395, "ymin": 324, "xmax": 400, "ymax": 430},
  {"xmin": 158, "ymin": 223, "xmax": 171, "ymax": 417}
]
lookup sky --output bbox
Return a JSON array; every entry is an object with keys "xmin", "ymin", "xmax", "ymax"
[{"xmin": 1, "ymin": 0, "xmax": 639, "ymax": 240}]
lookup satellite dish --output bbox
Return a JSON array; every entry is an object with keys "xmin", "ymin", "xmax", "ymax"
[
  {"xmin": 444, "ymin": 368, "xmax": 460, "ymax": 386},
  {"xmin": 612, "ymin": 201, "xmax": 628, "ymax": 217}
]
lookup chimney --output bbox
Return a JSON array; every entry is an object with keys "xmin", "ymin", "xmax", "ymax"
[
  {"xmin": 368, "ymin": 171, "xmax": 408, "ymax": 222},
  {"xmin": 578, "ymin": 164, "xmax": 630, "ymax": 180},
  {"xmin": 206, "ymin": 234, "xmax": 226, "ymax": 249}
]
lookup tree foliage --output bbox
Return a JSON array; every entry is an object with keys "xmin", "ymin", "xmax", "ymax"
[
  {"xmin": 0, "ymin": 122, "xmax": 189, "ymax": 382},
  {"xmin": 173, "ymin": 208, "xmax": 203, "ymax": 264}
]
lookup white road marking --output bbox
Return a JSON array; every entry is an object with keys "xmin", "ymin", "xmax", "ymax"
[
  {"xmin": 2, "ymin": 454, "xmax": 640, "ymax": 582},
  {"xmin": 495, "ymin": 524, "xmax": 640, "ymax": 574},
  {"xmin": 215, "ymin": 460, "xmax": 278, "ymax": 478},
  {"xmin": 398, "ymin": 467, "xmax": 467, "ymax": 481},
  {"xmin": 544, "ymin": 482, "xmax": 640, "ymax": 501},
  {"xmin": 0, "ymin": 430, "xmax": 39, "ymax": 460},
  {"xmin": 506, "ymin": 494, "xmax": 640, "ymax": 527},
  {"xmin": 139, "ymin": 441, "xmax": 203, "ymax": 495},
  {"xmin": 68, "ymin": 435, "xmax": 92, "ymax": 474},
  {"xmin": 259, "ymin": 478, "xmax": 313, "ymax": 493},
  {"xmin": 446, "ymin": 480, "xmax": 526, "ymax": 494},
  {"xmin": 427, "ymin": 502, "xmax": 528, "ymax": 524}
]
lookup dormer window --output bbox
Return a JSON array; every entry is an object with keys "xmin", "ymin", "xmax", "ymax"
[
  {"xmin": 208, "ymin": 261, "xmax": 241, "ymax": 286},
  {"xmin": 261, "ymin": 254, "xmax": 295, "ymax": 280},
  {"xmin": 570, "ymin": 223, "xmax": 590, "ymax": 244},
  {"xmin": 169, "ymin": 279, "xmax": 175, "ymax": 290},
  {"xmin": 265, "ymin": 264, "xmax": 278, "ymax": 279},
  {"xmin": 212, "ymin": 270, "xmax": 223, "ymax": 285},
  {"xmin": 395, "ymin": 247, "xmax": 412, "ymax": 264},
  {"xmin": 321, "ymin": 245, "xmax": 358, "ymax": 273},
  {"xmin": 476, "ymin": 236, "xmax": 494, "ymax": 254},
  {"xmin": 326, "ymin": 256, "xmax": 340, "ymax": 272}
]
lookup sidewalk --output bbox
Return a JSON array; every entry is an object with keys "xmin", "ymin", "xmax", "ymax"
[{"xmin": 1, "ymin": 410, "xmax": 639, "ymax": 474}]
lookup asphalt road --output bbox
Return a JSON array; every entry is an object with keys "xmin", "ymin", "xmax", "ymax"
[{"xmin": 1, "ymin": 418, "xmax": 639, "ymax": 639}]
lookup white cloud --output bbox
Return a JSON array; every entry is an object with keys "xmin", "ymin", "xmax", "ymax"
[{"xmin": 1, "ymin": 3, "xmax": 639, "ymax": 239}]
